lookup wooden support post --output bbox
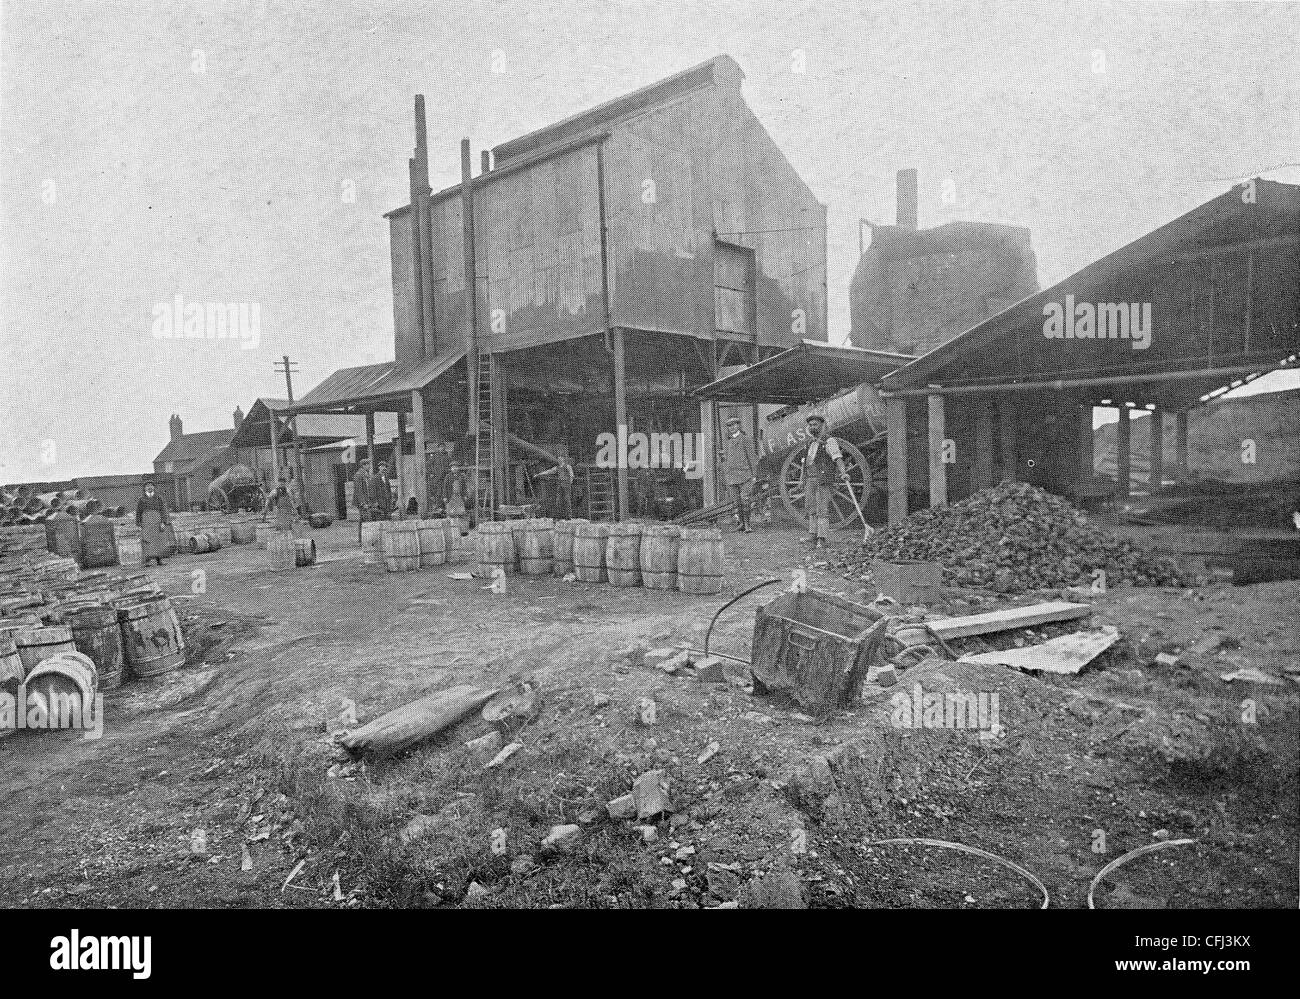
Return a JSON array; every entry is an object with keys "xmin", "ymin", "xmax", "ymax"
[
  {"xmin": 461, "ymin": 139, "xmax": 478, "ymax": 437},
  {"xmin": 365, "ymin": 413, "xmax": 376, "ymax": 475},
  {"xmin": 1175, "ymin": 410, "xmax": 1189, "ymax": 481},
  {"xmin": 396, "ymin": 411, "xmax": 407, "ymax": 517},
  {"xmin": 269, "ymin": 411, "xmax": 280, "ymax": 485},
  {"xmin": 411, "ymin": 390, "xmax": 428, "ymax": 516},
  {"xmin": 927, "ymin": 393, "xmax": 947, "ymax": 508},
  {"xmin": 699, "ymin": 400, "xmax": 716, "ymax": 507},
  {"xmin": 1116, "ymin": 407, "xmax": 1131, "ymax": 497},
  {"xmin": 973, "ymin": 397, "xmax": 994, "ymax": 492},
  {"xmin": 613, "ymin": 328, "xmax": 628, "ymax": 520},
  {"xmin": 1149, "ymin": 408, "xmax": 1164, "ymax": 492},
  {"xmin": 886, "ymin": 397, "xmax": 908, "ymax": 524},
  {"xmin": 998, "ymin": 400, "xmax": 1017, "ymax": 481},
  {"xmin": 1078, "ymin": 401, "xmax": 1095, "ymax": 480}
]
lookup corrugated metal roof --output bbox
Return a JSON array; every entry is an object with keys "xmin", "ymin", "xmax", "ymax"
[
  {"xmin": 693, "ymin": 341, "xmax": 914, "ymax": 404},
  {"xmin": 292, "ymin": 349, "xmax": 465, "ymax": 414}
]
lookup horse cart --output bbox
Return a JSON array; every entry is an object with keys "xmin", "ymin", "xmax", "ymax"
[
  {"xmin": 756, "ymin": 383, "xmax": 890, "ymax": 530},
  {"xmin": 207, "ymin": 465, "xmax": 266, "ymax": 514}
]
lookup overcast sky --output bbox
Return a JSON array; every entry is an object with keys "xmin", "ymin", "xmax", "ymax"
[{"xmin": 3, "ymin": 0, "xmax": 1297, "ymax": 482}]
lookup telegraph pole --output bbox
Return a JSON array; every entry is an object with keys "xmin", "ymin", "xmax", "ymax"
[{"xmin": 274, "ymin": 356, "xmax": 307, "ymax": 508}]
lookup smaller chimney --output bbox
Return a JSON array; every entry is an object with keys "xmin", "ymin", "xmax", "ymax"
[
  {"xmin": 481, "ymin": 149, "xmax": 491, "ymax": 175},
  {"xmin": 233, "ymin": 406, "xmax": 244, "ymax": 430},
  {"xmin": 896, "ymin": 168, "xmax": 918, "ymax": 231},
  {"xmin": 410, "ymin": 95, "xmax": 430, "ymax": 197},
  {"xmin": 169, "ymin": 414, "xmax": 183, "ymax": 441}
]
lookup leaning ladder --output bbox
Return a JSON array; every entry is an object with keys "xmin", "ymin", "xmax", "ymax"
[{"xmin": 472, "ymin": 349, "xmax": 495, "ymax": 522}]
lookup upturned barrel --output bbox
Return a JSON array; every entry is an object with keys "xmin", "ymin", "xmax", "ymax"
[
  {"xmin": 520, "ymin": 519, "xmax": 555, "ymax": 576},
  {"xmin": 268, "ymin": 533, "xmax": 296, "ymax": 570},
  {"xmin": 417, "ymin": 520, "xmax": 447, "ymax": 567},
  {"xmin": 188, "ymin": 532, "xmax": 223, "ymax": 555},
  {"xmin": 605, "ymin": 523, "xmax": 643, "ymax": 587},
  {"xmin": 79, "ymin": 515, "xmax": 119, "ymax": 568},
  {"xmin": 572, "ymin": 523, "xmax": 610, "ymax": 583},
  {"xmin": 473, "ymin": 522, "xmax": 515, "ymax": 578},
  {"xmin": 441, "ymin": 518, "xmax": 464, "ymax": 564},
  {"xmin": 255, "ymin": 525, "xmax": 277, "ymax": 549},
  {"xmin": 24, "ymin": 651, "xmax": 99, "ymax": 718},
  {"xmin": 383, "ymin": 522, "xmax": 420, "ymax": 572},
  {"xmin": 116, "ymin": 595, "xmax": 186, "ymax": 677},
  {"xmin": 508, "ymin": 520, "xmax": 527, "ymax": 571},
  {"xmin": 360, "ymin": 521, "xmax": 384, "ymax": 561},
  {"xmin": 553, "ymin": 519, "xmax": 587, "ymax": 577},
  {"xmin": 44, "ymin": 512, "xmax": 82, "ymax": 562},
  {"xmin": 294, "ymin": 537, "xmax": 316, "ymax": 567},
  {"xmin": 117, "ymin": 536, "xmax": 143, "ymax": 567},
  {"xmin": 640, "ymin": 524, "xmax": 682, "ymax": 590},
  {"xmin": 230, "ymin": 521, "xmax": 257, "ymax": 545},
  {"xmin": 67, "ymin": 604, "xmax": 124, "ymax": 691},
  {"xmin": 677, "ymin": 527, "xmax": 724, "ymax": 594},
  {"xmin": 14, "ymin": 626, "xmax": 77, "ymax": 674}
]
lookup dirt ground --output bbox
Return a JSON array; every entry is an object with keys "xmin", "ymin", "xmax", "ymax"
[{"xmin": 1, "ymin": 520, "xmax": 1296, "ymax": 909}]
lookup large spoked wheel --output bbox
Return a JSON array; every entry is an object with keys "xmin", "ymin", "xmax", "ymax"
[{"xmin": 780, "ymin": 439, "xmax": 871, "ymax": 530}]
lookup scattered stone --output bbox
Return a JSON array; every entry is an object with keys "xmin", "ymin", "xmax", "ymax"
[
  {"xmin": 643, "ymin": 648, "xmax": 680, "ymax": 671},
  {"xmin": 485, "ymin": 742, "xmax": 523, "ymax": 768},
  {"xmin": 697, "ymin": 741, "xmax": 720, "ymax": 765},
  {"xmin": 607, "ymin": 793, "xmax": 637, "ymax": 820},
  {"xmin": 637, "ymin": 825, "xmax": 658, "ymax": 843},
  {"xmin": 465, "ymin": 730, "xmax": 503, "ymax": 762},
  {"xmin": 592, "ymin": 691, "xmax": 611, "ymax": 709},
  {"xmin": 1152, "ymin": 829, "xmax": 1171, "ymax": 840},
  {"xmin": 675, "ymin": 845, "xmax": 696, "ymax": 860},
  {"xmin": 466, "ymin": 881, "xmax": 490, "ymax": 898},
  {"xmin": 870, "ymin": 664, "xmax": 899, "ymax": 686},
  {"xmin": 577, "ymin": 808, "xmax": 603, "ymax": 825},
  {"xmin": 400, "ymin": 814, "xmax": 441, "ymax": 844},
  {"xmin": 693, "ymin": 656, "xmax": 725, "ymax": 683},
  {"xmin": 671, "ymin": 878, "xmax": 687, "ymax": 891},
  {"xmin": 541, "ymin": 824, "xmax": 582, "ymax": 854},
  {"xmin": 632, "ymin": 769, "xmax": 671, "ymax": 819},
  {"xmin": 1153, "ymin": 652, "xmax": 1181, "ymax": 668},
  {"xmin": 742, "ymin": 712, "xmax": 774, "ymax": 724},
  {"xmin": 669, "ymin": 812, "xmax": 689, "ymax": 829}
]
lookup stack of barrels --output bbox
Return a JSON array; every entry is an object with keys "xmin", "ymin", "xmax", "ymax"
[{"xmin": 383, "ymin": 522, "xmax": 421, "ymax": 572}]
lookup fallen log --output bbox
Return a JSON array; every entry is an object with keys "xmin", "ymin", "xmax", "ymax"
[{"xmin": 341, "ymin": 684, "xmax": 499, "ymax": 759}]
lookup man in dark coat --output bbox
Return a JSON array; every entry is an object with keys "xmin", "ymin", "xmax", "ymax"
[
  {"xmin": 371, "ymin": 461, "xmax": 394, "ymax": 520},
  {"xmin": 721, "ymin": 416, "xmax": 759, "ymax": 533},
  {"xmin": 135, "ymin": 481, "xmax": 171, "ymax": 566},
  {"xmin": 352, "ymin": 464, "xmax": 373, "ymax": 521}
]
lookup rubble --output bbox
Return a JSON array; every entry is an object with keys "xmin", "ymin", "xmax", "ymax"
[
  {"xmin": 840, "ymin": 481, "xmax": 1190, "ymax": 590},
  {"xmin": 606, "ymin": 793, "xmax": 637, "ymax": 820},
  {"xmin": 541, "ymin": 824, "xmax": 582, "ymax": 853},
  {"xmin": 632, "ymin": 769, "xmax": 671, "ymax": 819},
  {"xmin": 692, "ymin": 656, "xmax": 725, "ymax": 683}
]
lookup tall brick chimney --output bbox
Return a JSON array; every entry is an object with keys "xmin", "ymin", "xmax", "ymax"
[
  {"xmin": 896, "ymin": 168, "xmax": 918, "ymax": 231},
  {"xmin": 233, "ymin": 406, "xmax": 244, "ymax": 430},
  {"xmin": 169, "ymin": 414, "xmax": 183, "ymax": 441}
]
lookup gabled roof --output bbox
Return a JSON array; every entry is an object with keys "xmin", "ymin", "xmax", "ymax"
[
  {"xmin": 232, "ymin": 398, "xmax": 400, "ymax": 447},
  {"xmin": 153, "ymin": 429, "xmax": 236, "ymax": 468}
]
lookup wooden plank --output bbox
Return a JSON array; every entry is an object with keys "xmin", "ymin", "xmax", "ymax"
[
  {"xmin": 960, "ymin": 626, "xmax": 1118, "ymax": 675},
  {"xmin": 928, "ymin": 601, "xmax": 1092, "ymax": 640},
  {"xmin": 927, "ymin": 393, "xmax": 946, "ymax": 508},
  {"xmin": 613, "ymin": 327, "xmax": 628, "ymax": 519},
  {"xmin": 411, "ymin": 389, "xmax": 428, "ymax": 515},
  {"xmin": 886, "ymin": 397, "xmax": 908, "ymax": 524}
]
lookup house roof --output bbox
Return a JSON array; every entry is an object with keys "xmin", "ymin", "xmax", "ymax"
[
  {"xmin": 879, "ymin": 180, "xmax": 1300, "ymax": 411},
  {"xmin": 153, "ymin": 429, "xmax": 236, "ymax": 469},
  {"xmin": 231, "ymin": 398, "xmax": 401, "ymax": 447},
  {"xmin": 292, "ymin": 348, "xmax": 466, "ymax": 415}
]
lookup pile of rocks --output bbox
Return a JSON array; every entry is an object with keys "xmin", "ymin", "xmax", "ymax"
[{"xmin": 841, "ymin": 482, "xmax": 1188, "ymax": 592}]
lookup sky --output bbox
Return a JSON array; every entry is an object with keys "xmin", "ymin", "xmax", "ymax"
[{"xmin": 3, "ymin": 0, "xmax": 1298, "ymax": 482}]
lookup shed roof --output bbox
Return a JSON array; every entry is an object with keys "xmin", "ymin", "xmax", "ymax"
[
  {"xmin": 880, "ymin": 180, "xmax": 1300, "ymax": 411},
  {"xmin": 231, "ymin": 398, "xmax": 401, "ymax": 447},
  {"xmin": 291, "ymin": 348, "xmax": 466, "ymax": 415},
  {"xmin": 693, "ymin": 341, "xmax": 914, "ymax": 404}
]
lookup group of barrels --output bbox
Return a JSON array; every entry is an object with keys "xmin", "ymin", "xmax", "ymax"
[
  {"xmin": 365, "ymin": 519, "xmax": 466, "ymax": 572},
  {"xmin": 267, "ymin": 534, "xmax": 318, "ymax": 571},
  {"xmin": 469, "ymin": 519, "xmax": 723, "ymax": 594}
]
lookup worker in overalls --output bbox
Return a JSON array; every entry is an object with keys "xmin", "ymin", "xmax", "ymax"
[
  {"xmin": 799, "ymin": 414, "xmax": 849, "ymax": 549},
  {"xmin": 721, "ymin": 415, "xmax": 758, "ymax": 533}
]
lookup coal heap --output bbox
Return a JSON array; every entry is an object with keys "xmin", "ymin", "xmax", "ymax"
[{"xmin": 844, "ymin": 481, "xmax": 1188, "ymax": 592}]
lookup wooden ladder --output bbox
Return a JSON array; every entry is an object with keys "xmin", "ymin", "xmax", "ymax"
[
  {"xmin": 473, "ymin": 350, "xmax": 495, "ymax": 522},
  {"xmin": 585, "ymin": 466, "xmax": 616, "ymax": 521}
]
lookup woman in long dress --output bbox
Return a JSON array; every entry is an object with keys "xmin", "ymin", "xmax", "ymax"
[
  {"xmin": 266, "ymin": 482, "xmax": 297, "ymax": 534},
  {"xmin": 135, "ymin": 482, "xmax": 171, "ymax": 566}
]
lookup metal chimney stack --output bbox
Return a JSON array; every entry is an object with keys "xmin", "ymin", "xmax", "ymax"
[{"xmin": 896, "ymin": 168, "xmax": 918, "ymax": 230}]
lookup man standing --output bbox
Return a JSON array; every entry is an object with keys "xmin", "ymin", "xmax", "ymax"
[
  {"xmin": 371, "ymin": 461, "xmax": 394, "ymax": 521},
  {"xmin": 536, "ymin": 446, "xmax": 575, "ymax": 519},
  {"xmin": 721, "ymin": 415, "xmax": 758, "ymax": 533},
  {"xmin": 135, "ymin": 481, "xmax": 171, "ymax": 567},
  {"xmin": 352, "ymin": 464, "xmax": 373, "ymax": 521},
  {"xmin": 798, "ymin": 414, "xmax": 850, "ymax": 549}
]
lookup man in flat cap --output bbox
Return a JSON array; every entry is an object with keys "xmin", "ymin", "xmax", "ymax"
[
  {"xmin": 721, "ymin": 415, "xmax": 759, "ymax": 533},
  {"xmin": 798, "ymin": 413, "xmax": 849, "ymax": 549}
]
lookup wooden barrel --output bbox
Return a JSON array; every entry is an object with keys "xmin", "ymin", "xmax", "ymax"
[
  {"xmin": 117, "ymin": 595, "xmax": 186, "ymax": 677},
  {"xmin": 520, "ymin": 519, "xmax": 555, "ymax": 576},
  {"xmin": 268, "ymin": 533, "xmax": 296, "ymax": 570},
  {"xmin": 210, "ymin": 525, "xmax": 233, "ymax": 548},
  {"xmin": 188, "ymin": 532, "xmax": 223, "ymax": 555},
  {"xmin": 79, "ymin": 515, "xmax": 119, "ymax": 568},
  {"xmin": 441, "ymin": 519, "xmax": 464, "ymax": 564},
  {"xmin": 308, "ymin": 513, "xmax": 333, "ymax": 529},
  {"xmin": 573, "ymin": 523, "xmax": 610, "ymax": 583},
  {"xmin": 473, "ymin": 522, "xmax": 515, "ymax": 578},
  {"xmin": 508, "ymin": 520, "xmax": 527, "ymax": 570},
  {"xmin": 418, "ymin": 520, "xmax": 447, "ymax": 568},
  {"xmin": 255, "ymin": 525, "xmax": 277, "ymax": 549},
  {"xmin": 14, "ymin": 625, "xmax": 77, "ymax": 674},
  {"xmin": 360, "ymin": 521, "xmax": 384, "ymax": 560},
  {"xmin": 230, "ymin": 521, "xmax": 256, "ymax": 545},
  {"xmin": 605, "ymin": 523, "xmax": 644, "ymax": 587},
  {"xmin": 294, "ymin": 538, "xmax": 316, "ymax": 567},
  {"xmin": 44, "ymin": 512, "xmax": 82, "ymax": 562},
  {"xmin": 67, "ymin": 604, "xmax": 124, "ymax": 691},
  {"xmin": 383, "ymin": 522, "xmax": 420, "ymax": 572},
  {"xmin": 24, "ymin": 651, "xmax": 99, "ymax": 717},
  {"xmin": 677, "ymin": 527, "xmax": 724, "ymax": 594},
  {"xmin": 641, "ymin": 524, "xmax": 682, "ymax": 590},
  {"xmin": 116, "ymin": 536, "xmax": 143, "ymax": 566},
  {"xmin": 553, "ymin": 519, "xmax": 587, "ymax": 577},
  {"xmin": 0, "ymin": 638, "xmax": 24, "ymax": 699}
]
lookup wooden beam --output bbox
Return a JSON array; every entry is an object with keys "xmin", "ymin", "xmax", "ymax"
[
  {"xmin": 613, "ymin": 327, "xmax": 629, "ymax": 519},
  {"xmin": 886, "ymin": 396, "xmax": 908, "ymax": 524},
  {"xmin": 411, "ymin": 389, "xmax": 428, "ymax": 516},
  {"xmin": 1149, "ymin": 408, "xmax": 1164, "ymax": 492},
  {"xmin": 1078, "ymin": 401, "xmax": 1094, "ymax": 479},
  {"xmin": 461, "ymin": 139, "xmax": 478, "ymax": 437},
  {"xmin": 269, "ymin": 412, "xmax": 280, "ymax": 485},
  {"xmin": 1175, "ymin": 410, "xmax": 1189, "ymax": 481},
  {"xmin": 1116, "ymin": 407, "xmax": 1131, "ymax": 496},
  {"xmin": 365, "ymin": 413, "xmax": 376, "ymax": 475},
  {"xmin": 699, "ymin": 400, "xmax": 717, "ymax": 506},
  {"xmin": 928, "ymin": 601, "xmax": 1093, "ymax": 640},
  {"xmin": 396, "ymin": 411, "xmax": 407, "ymax": 517},
  {"xmin": 998, "ymin": 400, "xmax": 1017, "ymax": 481},
  {"xmin": 1171, "ymin": 233, "xmax": 1299, "ymax": 264},
  {"xmin": 927, "ymin": 393, "xmax": 946, "ymax": 507},
  {"xmin": 973, "ymin": 397, "xmax": 994, "ymax": 492}
]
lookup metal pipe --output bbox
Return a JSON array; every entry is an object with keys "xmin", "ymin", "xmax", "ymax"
[{"xmin": 703, "ymin": 578, "xmax": 783, "ymax": 659}]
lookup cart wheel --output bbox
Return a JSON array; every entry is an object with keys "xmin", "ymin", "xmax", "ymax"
[{"xmin": 779, "ymin": 440, "xmax": 869, "ymax": 530}]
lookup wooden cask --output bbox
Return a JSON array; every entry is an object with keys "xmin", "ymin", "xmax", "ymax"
[
  {"xmin": 553, "ymin": 519, "xmax": 587, "ymax": 577},
  {"xmin": 519, "ymin": 519, "xmax": 555, "ymax": 576},
  {"xmin": 605, "ymin": 523, "xmax": 643, "ymax": 587},
  {"xmin": 572, "ymin": 523, "xmax": 609, "ymax": 583},
  {"xmin": 640, "ymin": 524, "xmax": 681, "ymax": 590},
  {"xmin": 230, "ymin": 521, "xmax": 257, "ymax": 544},
  {"xmin": 268, "ymin": 533, "xmax": 296, "ymax": 571},
  {"xmin": 677, "ymin": 527, "xmax": 724, "ymax": 595},
  {"xmin": 67, "ymin": 604, "xmax": 124, "ymax": 691},
  {"xmin": 441, "ymin": 518, "xmax": 464, "ymax": 564},
  {"xmin": 14, "ymin": 626, "xmax": 77, "ymax": 674},
  {"xmin": 473, "ymin": 522, "xmax": 515, "ymax": 578},
  {"xmin": 417, "ymin": 520, "xmax": 447, "ymax": 567},
  {"xmin": 383, "ymin": 522, "xmax": 420, "ymax": 572},
  {"xmin": 117, "ymin": 596, "xmax": 186, "ymax": 677},
  {"xmin": 294, "ymin": 538, "xmax": 317, "ymax": 567}
]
